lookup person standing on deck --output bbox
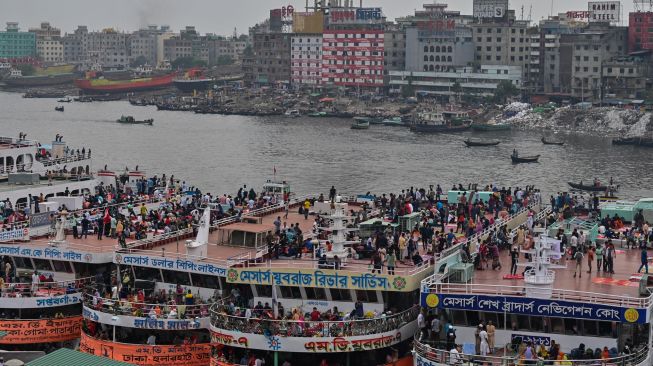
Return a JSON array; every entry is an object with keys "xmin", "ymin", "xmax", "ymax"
[
  {"xmin": 303, "ymin": 199, "xmax": 310, "ymax": 220},
  {"xmin": 638, "ymin": 246, "xmax": 649, "ymax": 274},
  {"xmin": 486, "ymin": 321, "xmax": 496, "ymax": 353},
  {"xmin": 595, "ymin": 244, "xmax": 603, "ymax": 273},
  {"xmin": 586, "ymin": 246, "xmax": 595, "ymax": 274},
  {"xmin": 573, "ymin": 249, "xmax": 584, "ymax": 278},
  {"xmin": 606, "ymin": 242, "xmax": 616, "ymax": 274},
  {"xmin": 329, "ymin": 186, "xmax": 336, "ymax": 202}
]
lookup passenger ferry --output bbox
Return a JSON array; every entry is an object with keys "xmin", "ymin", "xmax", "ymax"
[{"xmin": 415, "ymin": 200, "xmax": 653, "ymax": 365}]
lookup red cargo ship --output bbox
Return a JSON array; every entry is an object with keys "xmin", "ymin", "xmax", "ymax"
[{"xmin": 74, "ymin": 72, "xmax": 176, "ymax": 94}]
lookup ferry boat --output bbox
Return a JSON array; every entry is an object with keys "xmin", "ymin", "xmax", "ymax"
[
  {"xmin": 410, "ymin": 110, "xmax": 470, "ymax": 133},
  {"xmin": 414, "ymin": 201, "xmax": 653, "ymax": 365},
  {"xmin": 74, "ymin": 71, "xmax": 177, "ymax": 94},
  {"xmin": 173, "ymin": 68, "xmax": 215, "ymax": 93}
]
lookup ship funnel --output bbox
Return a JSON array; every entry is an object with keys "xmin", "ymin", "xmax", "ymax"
[{"xmin": 186, "ymin": 207, "xmax": 210, "ymax": 259}]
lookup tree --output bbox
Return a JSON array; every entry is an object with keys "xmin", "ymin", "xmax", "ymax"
[
  {"xmin": 171, "ymin": 56, "xmax": 207, "ymax": 69},
  {"xmin": 215, "ymin": 55, "xmax": 234, "ymax": 66},
  {"xmin": 494, "ymin": 80, "xmax": 519, "ymax": 104},
  {"xmin": 130, "ymin": 56, "xmax": 149, "ymax": 68},
  {"xmin": 451, "ymin": 81, "xmax": 462, "ymax": 102},
  {"xmin": 16, "ymin": 64, "xmax": 35, "ymax": 76}
]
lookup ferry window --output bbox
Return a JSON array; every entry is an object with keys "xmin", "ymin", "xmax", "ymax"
[
  {"xmin": 52, "ymin": 260, "xmax": 73, "ymax": 273},
  {"xmin": 466, "ymin": 311, "xmax": 480, "ymax": 327},
  {"xmin": 531, "ymin": 315, "xmax": 545, "ymax": 332},
  {"xmin": 280, "ymin": 286, "xmax": 302, "ymax": 299},
  {"xmin": 162, "ymin": 270, "xmax": 191, "ymax": 286},
  {"xmin": 190, "ymin": 273, "xmax": 219, "ymax": 290},
  {"xmin": 582, "ymin": 320, "xmax": 599, "ymax": 336},
  {"xmin": 551, "ymin": 318, "xmax": 565, "ymax": 333},
  {"xmin": 32, "ymin": 259, "xmax": 52, "ymax": 271},
  {"xmin": 517, "ymin": 315, "xmax": 530, "ymax": 330},
  {"xmin": 496, "ymin": 313, "xmax": 505, "ymax": 329},
  {"xmin": 565, "ymin": 318, "xmax": 581, "ymax": 335},
  {"xmin": 450, "ymin": 310, "xmax": 466, "ymax": 326},
  {"xmin": 255, "ymin": 285, "xmax": 272, "ymax": 298},
  {"xmin": 330, "ymin": 288, "xmax": 352, "ymax": 301},
  {"xmin": 133, "ymin": 266, "xmax": 162, "ymax": 282},
  {"xmin": 304, "ymin": 287, "xmax": 327, "ymax": 300},
  {"xmin": 12, "ymin": 257, "xmax": 33, "ymax": 270},
  {"xmin": 598, "ymin": 321, "xmax": 614, "ymax": 337},
  {"xmin": 355, "ymin": 290, "xmax": 377, "ymax": 303}
]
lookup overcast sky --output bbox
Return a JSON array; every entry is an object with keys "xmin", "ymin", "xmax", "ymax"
[{"xmin": 1, "ymin": 0, "xmax": 639, "ymax": 36}]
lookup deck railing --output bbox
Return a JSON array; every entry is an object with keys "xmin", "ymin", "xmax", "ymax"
[
  {"xmin": 82, "ymin": 293, "xmax": 210, "ymax": 320},
  {"xmin": 414, "ymin": 336, "xmax": 651, "ymax": 366},
  {"xmin": 420, "ymin": 280, "xmax": 653, "ymax": 309},
  {"xmin": 0, "ymin": 275, "xmax": 94, "ymax": 298},
  {"xmin": 209, "ymin": 303, "xmax": 419, "ymax": 338}
]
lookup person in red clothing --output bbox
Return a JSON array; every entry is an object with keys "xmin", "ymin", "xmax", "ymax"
[{"xmin": 310, "ymin": 307, "xmax": 321, "ymax": 321}]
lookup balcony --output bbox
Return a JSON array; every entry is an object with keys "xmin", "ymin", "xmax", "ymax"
[
  {"xmin": 209, "ymin": 304, "xmax": 420, "ymax": 353},
  {"xmin": 0, "ymin": 276, "xmax": 93, "ymax": 309},
  {"xmin": 81, "ymin": 293, "xmax": 211, "ymax": 330}
]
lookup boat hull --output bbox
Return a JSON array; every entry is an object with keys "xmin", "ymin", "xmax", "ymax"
[
  {"xmin": 410, "ymin": 124, "xmax": 470, "ymax": 133},
  {"xmin": 173, "ymin": 79, "xmax": 214, "ymax": 93},
  {"xmin": 74, "ymin": 73, "xmax": 176, "ymax": 94},
  {"xmin": 464, "ymin": 140, "xmax": 500, "ymax": 147},
  {"xmin": 470, "ymin": 123, "xmax": 511, "ymax": 131},
  {"xmin": 567, "ymin": 182, "xmax": 610, "ymax": 192},
  {"xmin": 3, "ymin": 73, "xmax": 78, "ymax": 87},
  {"xmin": 511, "ymin": 155, "xmax": 540, "ymax": 163},
  {"xmin": 542, "ymin": 137, "xmax": 564, "ymax": 145}
]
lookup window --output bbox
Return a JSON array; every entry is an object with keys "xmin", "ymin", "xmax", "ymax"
[
  {"xmin": 304, "ymin": 287, "xmax": 327, "ymax": 300},
  {"xmin": 280, "ymin": 286, "xmax": 302, "ymax": 299},
  {"xmin": 162, "ymin": 270, "xmax": 191, "ymax": 286},
  {"xmin": 191, "ymin": 273, "xmax": 220, "ymax": 289},
  {"xmin": 355, "ymin": 290, "xmax": 377, "ymax": 302},
  {"xmin": 52, "ymin": 260, "xmax": 73, "ymax": 273},
  {"xmin": 330, "ymin": 288, "xmax": 352, "ymax": 301},
  {"xmin": 496, "ymin": 38, "xmax": 502, "ymax": 42},
  {"xmin": 33, "ymin": 259, "xmax": 52, "ymax": 271}
]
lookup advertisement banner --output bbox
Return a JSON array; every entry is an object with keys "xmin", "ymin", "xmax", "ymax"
[
  {"xmin": 0, "ymin": 316, "xmax": 82, "ymax": 344},
  {"xmin": 293, "ymin": 12, "xmax": 324, "ymax": 33},
  {"xmin": 0, "ymin": 228, "xmax": 28, "ymax": 242},
  {"xmin": 225, "ymin": 267, "xmax": 426, "ymax": 292},
  {"xmin": 473, "ymin": 0, "xmax": 509, "ymax": 18},
  {"xmin": 588, "ymin": 1, "xmax": 621, "ymax": 23},
  {"xmin": 421, "ymin": 293, "xmax": 648, "ymax": 324},
  {"xmin": 210, "ymin": 320, "xmax": 416, "ymax": 353},
  {"xmin": 79, "ymin": 333, "xmax": 212, "ymax": 366},
  {"xmin": 0, "ymin": 244, "xmax": 109, "ymax": 263}
]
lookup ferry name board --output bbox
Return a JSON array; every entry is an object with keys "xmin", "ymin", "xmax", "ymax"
[
  {"xmin": 0, "ymin": 316, "xmax": 82, "ymax": 344},
  {"xmin": 114, "ymin": 253, "xmax": 227, "ymax": 276},
  {"xmin": 421, "ymin": 293, "xmax": 648, "ymax": 324},
  {"xmin": 225, "ymin": 268, "xmax": 419, "ymax": 292},
  {"xmin": 0, "ymin": 244, "xmax": 107, "ymax": 263}
]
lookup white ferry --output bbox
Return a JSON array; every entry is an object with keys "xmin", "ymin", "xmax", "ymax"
[{"xmin": 415, "ymin": 201, "xmax": 653, "ymax": 365}]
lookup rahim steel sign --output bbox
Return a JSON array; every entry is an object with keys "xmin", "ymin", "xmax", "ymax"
[
  {"xmin": 588, "ymin": 1, "xmax": 621, "ymax": 23},
  {"xmin": 473, "ymin": 0, "xmax": 508, "ymax": 18}
]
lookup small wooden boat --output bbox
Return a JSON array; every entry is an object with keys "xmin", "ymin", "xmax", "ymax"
[
  {"xmin": 381, "ymin": 117, "xmax": 405, "ymax": 126},
  {"xmin": 54, "ymin": 106, "xmax": 64, "ymax": 112},
  {"xmin": 471, "ymin": 123, "xmax": 511, "ymax": 131},
  {"xmin": 117, "ymin": 115, "xmax": 154, "ymax": 125},
  {"xmin": 308, "ymin": 111, "xmax": 327, "ymax": 117},
  {"xmin": 567, "ymin": 182, "xmax": 614, "ymax": 192},
  {"xmin": 541, "ymin": 137, "xmax": 564, "ymax": 145},
  {"xmin": 284, "ymin": 109, "xmax": 301, "ymax": 118},
  {"xmin": 351, "ymin": 117, "xmax": 370, "ymax": 130},
  {"xmin": 464, "ymin": 139, "xmax": 501, "ymax": 147},
  {"xmin": 511, "ymin": 154, "xmax": 540, "ymax": 163},
  {"xmin": 612, "ymin": 137, "xmax": 637, "ymax": 145}
]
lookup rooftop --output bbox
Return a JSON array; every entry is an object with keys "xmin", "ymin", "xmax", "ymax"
[{"xmin": 26, "ymin": 348, "xmax": 132, "ymax": 366}]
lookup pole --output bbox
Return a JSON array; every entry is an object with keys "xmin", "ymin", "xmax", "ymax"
[
  {"xmin": 274, "ymin": 351, "xmax": 278, "ymax": 366},
  {"xmin": 503, "ymin": 308, "xmax": 507, "ymax": 358}
]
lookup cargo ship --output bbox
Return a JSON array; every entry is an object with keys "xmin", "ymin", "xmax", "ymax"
[
  {"xmin": 74, "ymin": 71, "xmax": 177, "ymax": 94},
  {"xmin": 173, "ymin": 68, "xmax": 214, "ymax": 93},
  {"xmin": 2, "ymin": 65, "xmax": 79, "ymax": 87}
]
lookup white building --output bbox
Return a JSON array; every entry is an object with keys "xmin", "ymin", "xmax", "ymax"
[
  {"xmin": 389, "ymin": 65, "xmax": 522, "ymax": 97},
  {"xmin": 36, "ymin": 39, "xmax": 63, "ymax": 63},
  {"xmin": 291, "ymin": 34, "xmax": 323, "ymax": 87}
]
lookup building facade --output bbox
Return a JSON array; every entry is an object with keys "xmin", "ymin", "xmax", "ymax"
[
  {"xmin": 36, "ymin": 39, "xmax": 63, "ymax": 63},
  {"xmin": 291, "ymin": 34, "xmax": 323, "ymax": 87},
  {"xmin": 245, "ymin": 31, "xmax": 291, "ymax": 86},
  {"xmin": 0, "ymin": 22, "xmax": 36, "ymax": 59},
  {"xmin": 389, "ymin": 64, "xmax": 522, "ymax": 97},
  {"xmin": 383, "ymin": 25, "xmax": 406, "ymax": 84},
  {"xmin": 602, "ymin": 55, "xmax": 651, "ymax": 98},
  {"xmin": 628, "ymin": 12, "xmax": 653, "ymax": 52},
  {"xmin": 559, "ymin": 23, "xmax": 628, "ymax": 100},
  {"xmin": 471, "ymin": 20, "xmax": 530, "ymax": 70},
  {"xmin": 129, "ymin": 27, "xmax": 160, "ymax": 65},
  {"xmin": 62, "ymin": 26, "xmax": 87, "ymax": 63}
]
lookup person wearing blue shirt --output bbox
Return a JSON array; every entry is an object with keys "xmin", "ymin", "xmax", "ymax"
[{"xmin": 639, "ymin": 247, "xmax": 649, "ymax": 274}]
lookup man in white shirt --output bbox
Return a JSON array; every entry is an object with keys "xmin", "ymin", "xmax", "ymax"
[
  {"xmin": 417, "ymin": 310, "xmax": 427, "ymax": 340},
  {"xmin": 254, "ymin": 356, "xmax": 265, "ymax": 366},
  {"xmin": 146, "ymin": 334, "xmax": 156, "ymax": 345},
  {"xmin": 450, "ymin": 344, "xmax": 463, "ymax": 365},
  {"xmin": 31, "ymin": 271, "xmax": 40, "ymax": 293}
]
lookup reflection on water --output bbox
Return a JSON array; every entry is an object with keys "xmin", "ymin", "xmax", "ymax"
[{"xmin": 1, "ymin": 91, "xmax": 651, "ymax": 200}]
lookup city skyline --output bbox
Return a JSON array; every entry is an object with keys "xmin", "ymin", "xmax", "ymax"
[{"xmin": 1, "ymin": 0, "xmax": 642, "ymax": 36}]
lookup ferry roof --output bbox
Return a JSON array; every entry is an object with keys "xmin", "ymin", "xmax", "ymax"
[
  {"xmin": 127, "ymin": 206, "xmax": 433, "ymax": 276},
  {"xmin": 470, "ymin": 245, "xmax": 644, "ymax": 298},
  {"xmin": 26, "ymin": 348, "xmax": 132, "ymax": 366},
  {"xmin": 0, "ymin": 178, "xmax": 77, "ymax": 194}
]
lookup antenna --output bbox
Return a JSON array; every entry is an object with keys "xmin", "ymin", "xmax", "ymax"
[
  {"xmin": 528, "ymin": 5, "xmax": 532, "ymax": 22},
  {"xmin": 521, "ymin": 5, "xmax": 524, "ymax": 20},
  {"xmin": 550, "ymin": 0, "xmax": 554, "ymax": 18}
]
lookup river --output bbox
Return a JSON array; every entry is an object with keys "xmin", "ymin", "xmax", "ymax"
[{"xmin": 1, "ymin": 91, "xmax": 651, "ymax": 200}]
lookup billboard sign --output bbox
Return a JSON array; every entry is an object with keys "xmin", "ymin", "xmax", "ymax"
[
  {"xmin": 473, "ymin": 0, "xmax": 509, "ymax": 18},
  {"xmin": 588, "ymin": 1, "xmax": 621, "ymax": 23},
  {"xmin": 329, "ymin": 8, "xmax": 382, "ymax": 23},
  {"xmin": 293, "ymin": 12, "xmax": 325, "ymax": 33},
  {"xmin": 417, "ymin": 20, "xmax": 457, "ymax": 38},
  {"xmin": 566, "ymin": 11, "xmax": 592, "ymax": 21}
]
